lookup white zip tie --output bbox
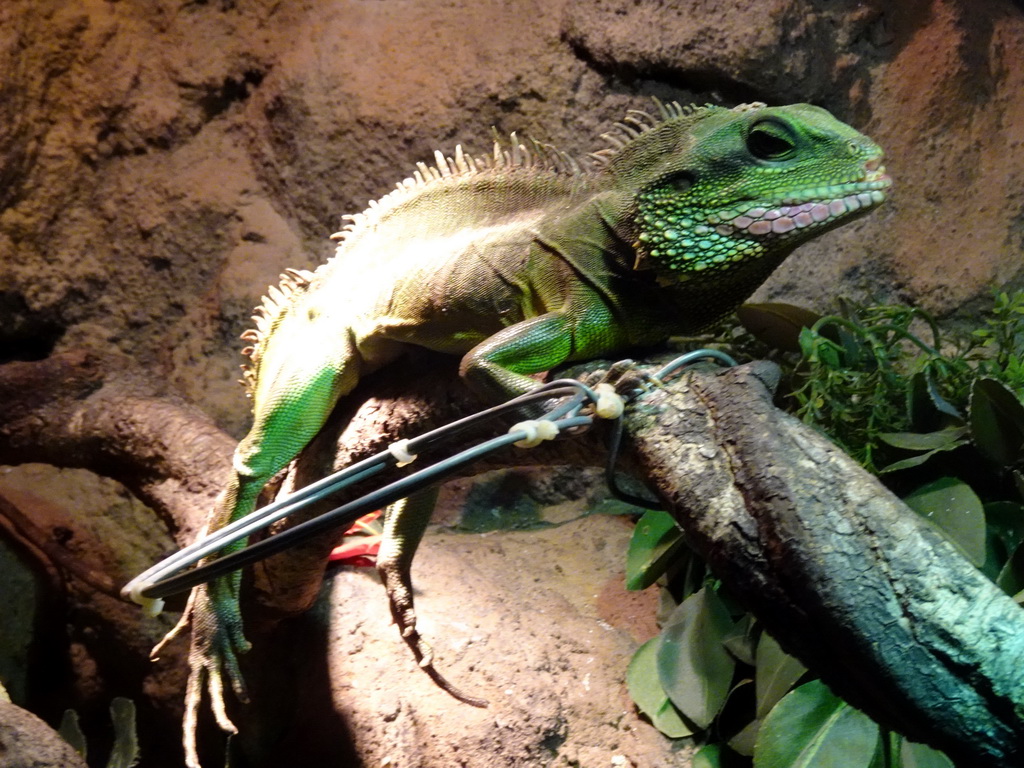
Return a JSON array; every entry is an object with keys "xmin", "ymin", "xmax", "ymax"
[
  {"xmin": 138, "ymin": 595, "xmax": 165, "ymax": 617},
  {"xmin": 510, "ymin": 419, "xmax": 560, "ymax": 448},
  {"xmin": 593, "ymin": 383, "xmax": 625, "ymax": 419},
  {"xmin": 388, "ymin": 438, "xmax": 417, "ymax": 467}
]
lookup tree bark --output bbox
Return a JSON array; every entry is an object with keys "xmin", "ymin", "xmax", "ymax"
[
  {"xmin": 627, "ymin": 361, "xmax": 1024, "ymax": 768},
  {"xmin": 2, "ymin": 352, "xmax": 1023, "ymax": 766},
  {"xmin": 0, "ymin": 351, "xmax": 235, "ymax": 544}
]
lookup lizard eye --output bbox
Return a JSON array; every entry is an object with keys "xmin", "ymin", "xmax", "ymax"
[
  {"xmin": 661, "ymin": 171, "xmax": 694, "ymax": 193},
  {"xmin": 747, "ymin": 120, "xmax": 796, "ymax": 161}
]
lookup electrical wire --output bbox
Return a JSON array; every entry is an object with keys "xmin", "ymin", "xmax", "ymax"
[
  {"xmin": 124, "ymin": 351, "xmax": 734, "ymax": 606},
  {"xmin": 603, "ymin": 349, "xmax": 737, "ymax": 509},
  {"xmin": 124, "ymin": 379, "xmax": 598, "ymax": 604}
]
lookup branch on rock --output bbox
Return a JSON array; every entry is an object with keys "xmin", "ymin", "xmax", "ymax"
[
  {"xmin": 3, "ymin": 351, "xmax": 1022, "ymax": 766},
  {"xmin": 0, "ymin": 490, "xmax": 119, "ymax": 597},
  {"xmin": 627, "ymin": 361, "xmax": 1024, "ymax": 768},
  {"xmin": 0, "ymin": 351, "xmax": 235, "ymax": 543}
]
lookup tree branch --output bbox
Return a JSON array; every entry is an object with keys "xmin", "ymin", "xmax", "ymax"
[
  {"xmin": 627, "ymin": 362, "xmax": 1024, "ymax": 767},
  {"xmin": 3, "ymin": 351, "xmax": 1023, "ymax": 765},
  {"xmin": 0, "ymin": 351, "xmax": 235, "ymax": 543}
]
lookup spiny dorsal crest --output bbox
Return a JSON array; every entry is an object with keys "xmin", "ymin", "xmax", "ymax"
[
  {"xmin": 239, "ymin": 134, "xmax": 583, "ymax": 397},
  {"xmin": 328, "ymin": 133, "xmax": 582, "ymax": 247},
  {"xmin": 588, "ymin": 99, "xmax": 766, "ymax": 168},
  {"xmin": 238, "ymin": 267, "xmax": 315, "ymax": 396},
  {"xmin": 328, "ymin": 101, "xmax": 764, "ymax": 249}
]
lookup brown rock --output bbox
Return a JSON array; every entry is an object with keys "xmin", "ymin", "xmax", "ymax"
[{"xmin": 0, "ymin": 700, "xmax": 88, "ymax": 768}]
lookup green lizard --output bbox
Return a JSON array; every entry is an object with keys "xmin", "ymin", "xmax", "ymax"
[{"xmin": 151, "ymin": 100, "xmax": 890, "ymax": 766}]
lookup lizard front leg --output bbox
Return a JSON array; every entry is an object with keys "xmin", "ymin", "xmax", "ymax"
[
  {"xmin": 151, "ymin": 475, "xmax": 257, "ymax": 768},
  {"xmin": 459, "ymin": 312, "xmax": 574, "ymax": 402},
  {"xmin": 377, "ymin": 488, "xmax": 488, "ymax": 707},
  {"xmin": 459, "ymin": 302, "xmax": 633, "ymax": 402}
]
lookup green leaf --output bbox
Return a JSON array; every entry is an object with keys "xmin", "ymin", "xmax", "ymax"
[
  {"xmin": 969, "ymin": 377, "xmax": 1024, "ymax": 466},
  {"xmin": 877, "ymin": 426, "xmax": 967, "ymax": 451},
  {"xmin": 902, "ymin": 477, "xmax": 987, "ymax": 566},
  {"xmin": 657, "ymin": 587, "xmax": 736, "ymax": 728},
  {"xmin": 877, "ymin": 426, "xmax": 969, "ymax": 474},
  {"xmin": 755, "ymin": 632, "xmax": 808, "ymax": 720},
  {"xmin": 737, "ymin": 303, "xmax": 822, "ymax": 354},
  {"xmin": 907, "ymin": 370, "xmax": 963, "ymax": 425},
  {"xmin": 800, "ymin": 328, "xmax": 844, "ymax": 368},
  {"xmin": 721, "ymin": 614, "xmax": 756, "ymax": 666},
  {"xmin": 729, "ymin": 714, "xmax": 761, "ymax": 757},
  {"xmin": 869, "ymin": 730, "xmax": 900, "ymax": 768},
  {"xmin": 985, "ymin": 501, "xmax": 1024, "ymax": 555},
  {"xmin": 900, "ymin": 738, "xmax": 954, "ymax": 768},
  {"xmin": 982, "ymin": 532, "xmax": 1008, "ymax": 582},
  {"xmin": 58, "ymin": 709, "xmax": 87, "ymax": 758},
  {"xmin": 876, "ymin": 430, "xmax": 970, "ymax": 473},
  {"xmin": 694, "ymin": 743, "xmax": 750, "ymax": 768},
  {"xmin": 982, "ymin": 501, "xmax": 1024, "ymax": 579},
  {"xmin": 754, "ymin": 680, "xmax": 880, "ymax": 768},
  {"xmin": 626, "ymin": 509, "xmax": 685, "ymax": 591},
  {"xmin": 107, "ymin": 697, "xmax": 140, "ymax": 768},
  {"xmin": 835, "ymin": 322, "xmax": 869, "ymax": 368},
  {"xmin": 693, "ymin": 744, "xmax": 727, "ymax": 768},
  {"xmin": 996, "ymin": 539, "xmax": 1024, "ymax": 596},
  {"xmin": 626, "ymin": 637, "xmax": 695, "ymax": 738},
  {"xmin": 879, "ymin": 449, "xmax": 958, "ymax": 474}
]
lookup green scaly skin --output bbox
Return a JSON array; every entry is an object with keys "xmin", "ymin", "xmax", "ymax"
[{"xmin": 158, "ymin": 101, "xmax": 890, "ymax": 765}]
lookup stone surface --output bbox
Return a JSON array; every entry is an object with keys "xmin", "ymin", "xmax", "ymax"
[
  {"xmin": 312, "ymin": 513, "xmax": 674, "ymax": 768},
  {"xmin": 0, "ymin": 699, "xmax": 88, "ymax": 768}
]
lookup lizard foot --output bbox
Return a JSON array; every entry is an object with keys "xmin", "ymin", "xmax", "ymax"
[
  {"xmin": 580, "ymin": 359, "xmax": 661, "ymax": 400},
  {"xmin": 378, "ymin": 560, "xmax": 488, "ymax": 708},
  {"xmin": 152, "ymin": 579, "xmax": 252, "ymax": 768}
]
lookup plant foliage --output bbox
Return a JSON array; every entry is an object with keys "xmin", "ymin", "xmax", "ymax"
[{"xmin": 623, "ymin": 291, "xmax": 1024, "ymax": 767}]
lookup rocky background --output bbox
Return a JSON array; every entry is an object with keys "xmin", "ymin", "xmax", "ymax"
[{"xmin": 0, "ymin": 0, "xmax": 1022, "ymax": 766}]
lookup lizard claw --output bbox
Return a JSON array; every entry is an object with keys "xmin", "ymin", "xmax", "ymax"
[
  {"xmin": 581, "ymin": 359, "xmax": 660, "ymax": 403},
  {"xmin": 378, "ymin": 546, "xmax": 488, "ymax": 709},
  {"xmin": 153, "ymin": 579, "xmax": 251, "ymax": 768}
]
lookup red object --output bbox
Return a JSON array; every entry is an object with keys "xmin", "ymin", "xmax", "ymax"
[{"xmin": 329, "ymin": 510, "xmax": 383, "ymax": 565}]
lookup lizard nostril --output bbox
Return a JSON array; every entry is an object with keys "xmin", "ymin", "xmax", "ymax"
[{"xmin": 864, "ymin": 156, "xmax": 884, "ymax": 172}]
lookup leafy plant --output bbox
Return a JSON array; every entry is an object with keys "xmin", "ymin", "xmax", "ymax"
[
  {"xmin": 58, "ymin": 697, "xmax": 140, "ymax": 768},
  {"xmin": 623, "ymin": 291, "xmax": 1024, "ymax": 766}
]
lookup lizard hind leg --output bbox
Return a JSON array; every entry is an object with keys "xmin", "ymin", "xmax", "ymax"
[
  {"xmin": 177, "ymin": 337, "xmax": 363, "ymax": 764},
  {"xmin": 377, "ymin": 488, "xmax": 489, "ymax": 708}
]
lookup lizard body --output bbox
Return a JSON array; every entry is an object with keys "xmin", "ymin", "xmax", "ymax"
[{"xmin": 151, "ymin": 101, "xmax": 890, "ymax": 766}]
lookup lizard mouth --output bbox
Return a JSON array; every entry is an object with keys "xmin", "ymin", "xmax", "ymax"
[{"xmin": 708, "ymin": 165, "xmax": 892, "ymax": 238}]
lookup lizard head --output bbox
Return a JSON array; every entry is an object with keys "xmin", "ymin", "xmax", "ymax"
[{"xmin": 606, "ymin": 102, "xmax": 891, "ymax": 295}]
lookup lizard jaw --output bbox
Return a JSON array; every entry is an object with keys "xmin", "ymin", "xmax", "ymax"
[{"xmin": 708, "ymin": 171, "xmax": 892, "ymax": 238}]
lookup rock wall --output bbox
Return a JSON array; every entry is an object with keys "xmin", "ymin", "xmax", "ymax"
[
  {"xmin": 3, "ymin": 0, "xmax": 1022, "ymax": 426},
  {"xmin": 1, "ymin": 0, "xmax": 1023, "ymax": 766}
]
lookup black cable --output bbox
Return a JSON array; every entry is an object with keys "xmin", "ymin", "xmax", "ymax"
[
  {"xmin": 128, "ymin": 352, "xmax": 731, "ymax": 603},
  {"xmin": 140, "ymin": 415, "xmax": 591, "ymax": 599},
  {"xmin": 604, "ymin": 412, "xmax": 664, "ymax": 510}
]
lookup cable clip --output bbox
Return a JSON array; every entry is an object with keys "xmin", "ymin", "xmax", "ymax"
[
  {"xmin": 593, "ymin": 383, "xmax": 625, "ymax": 419},
  {"xmin": 131, "ymin": 589, "xmax": 165, "ymax": 617},
  {"xmin": 510, "ymin": 419, "xmax": 560, "ymax": 448},
  {"xmin": 388, "ymin": 438, "xmax": 417, "ymax": 467}
]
